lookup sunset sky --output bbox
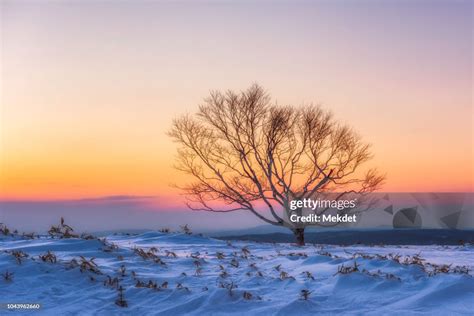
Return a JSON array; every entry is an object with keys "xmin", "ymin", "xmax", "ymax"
[{"xmin": 1, "ymin": 0, "xmax": 473, "ymax": 205}]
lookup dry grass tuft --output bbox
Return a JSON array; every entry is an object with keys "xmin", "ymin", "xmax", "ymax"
[
  {"xmin": 39, "ymin": 251, "xmax": 57, "ymax": 263},
  {"xmin": 78, "ymin": 256, "xmax": 102, "ymax": 274},
  {"xmin": 317, "ymin": 251, "xmax": 333, "ymax": 257},
  {"xmin": 190, "ymin": 252, "xmax": 200, "ymax": 259},
  {"xmin": 8, "ymin": 250, "xmax": 29, "ymax": 265},
  {"xmin": 360, "ymin": 269, "xmax": 401, "ymax": 281},
  {"xmin": 2, "ymin": 270, "xmax": 14, "ymax": 282},
  {"xmin": 241, "ymin": 247, "xmax": 251, "ymax": 258},
  {"xmin": 104, "ymin": 275, "xmax": 120, "ymax": 289},
  {"xmin": 334, "ymin": 261, "xmax": 360, "ymax": 275},
  {"xmin": 219, "ymin": 270, "xmax": 229, "ymax": 278},
  {"xmin": 165, "ymin": 250, "xmax": 177, "ymax": 258},
  {"xmin": 48, "ymin": 217, "xmax": 78, "ymax": 239},
  {"xmin": 176, "ymin": 282, "xmax": 190, "ymax": 291},
  {"xmin": 135, "ymin": 279, "xmax": 159, "ymax": 290},
  {"xmin": 119, "ymin": 265, "xmax": 127, "ymax": 277},
  {"xmin": 302, "ymin": 271, "xmax": 315, "ymax": 280},
  {"xmin": 180, "ymin": 224, "xmax": 192, "ymax": 235},
  {"xmin": 0, "ymin": 223, "xmax": 11, "ymax": 236},
  {"xmin": 81, "ymin": 233, "xmax": 96, "ymax": 240},
  {"xmin": 230, "ymin": 258, "xmax": 239, "ymax": 268},
  {"xmin": 279, "ymin": 271, "xmax": 295, "ymax": 280},
  {"xmin": 402, "ymin": 253, "xmax": 425, "ymax": 266},
  {"xmin": 133, "ymin": 247, "xmax": 166, "ymax": 265},
  {"xmin": 100, "ymin": 239, "xmax": 119, "ymax": 253},
  {"xmin": 115, "ymin": 286, "xmax": 128, "ymax": 307},
  {"xmin": 219, "ymin": 281, "xmax": 237, "ymax": 296},
  {"xmin": 300, "ymin": 289, "xmax": 312, "ymax": 300}
]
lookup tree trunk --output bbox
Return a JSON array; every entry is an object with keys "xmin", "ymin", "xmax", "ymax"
[{"xmin": 293, "ymin": 228, "xmax": 305, "ymax": 246}]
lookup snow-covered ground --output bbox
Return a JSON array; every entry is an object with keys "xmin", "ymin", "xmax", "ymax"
[{"xmin": 1, "ymin": 231, "xmax": 473, "ymax": 315}]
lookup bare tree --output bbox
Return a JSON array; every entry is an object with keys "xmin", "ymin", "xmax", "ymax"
[{"xmin": 169, "ymin": 84, "xmax": 384, "ymax": 245}]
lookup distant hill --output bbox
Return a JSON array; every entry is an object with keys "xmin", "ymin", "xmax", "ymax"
[{"xmin": 215, "ymin": 229, "xmax": 474, "ymax": 245}]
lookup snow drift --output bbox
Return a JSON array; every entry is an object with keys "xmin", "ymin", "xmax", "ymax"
[{"xmin": 1, "ymin": 231, "xmax": 473, "ymax": 315}]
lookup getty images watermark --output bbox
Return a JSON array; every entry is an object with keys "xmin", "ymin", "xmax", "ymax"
[
  {"xmin": 289, "ymin": 198, "xmax": 358, "ymax": 224},
  {"xmin": 0, "ymin": 303, "xmax": 42, "ymax": 310}
]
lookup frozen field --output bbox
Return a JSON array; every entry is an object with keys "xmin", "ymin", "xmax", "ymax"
[{"xmin": 1, "ymin": 231, "xmax": 473, "ymax": 315}]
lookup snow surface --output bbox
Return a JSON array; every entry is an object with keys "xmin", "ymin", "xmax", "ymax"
[{"xmin": 1, "ymin": 232, "xmax": 473, "ymax": 315}]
